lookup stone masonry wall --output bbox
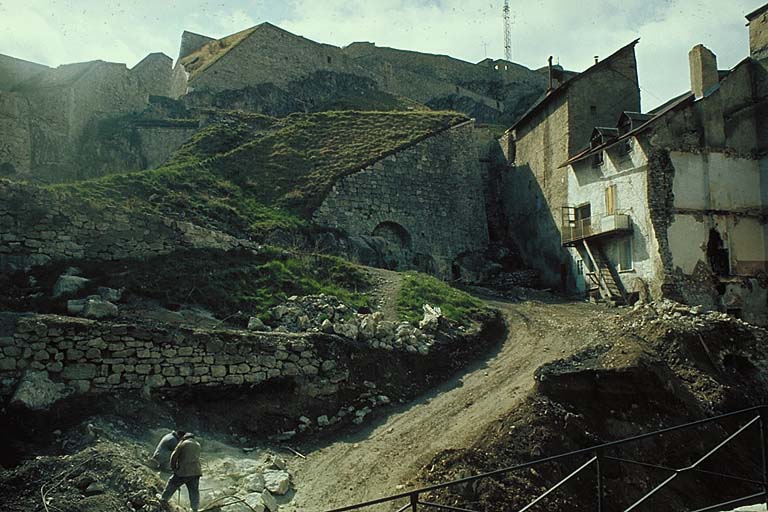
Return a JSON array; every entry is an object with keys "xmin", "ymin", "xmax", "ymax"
[
  {"xmin": 0, "ymin": 314, "xmax": 348, "ymax": 405},
  {"xmin": 0, "ymin": 180, "xmax": 252, "ymax": 272},
  {"xmin": 312, "ymin": 121, "xmax": 489, "ymax": 277}
]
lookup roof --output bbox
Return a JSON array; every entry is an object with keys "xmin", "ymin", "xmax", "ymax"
[
  {"xmin": 559, "ymin": 92, "xmax": 695, "ymax": 168},
  {"xmin": 619, "ymin": 112, "xmax": 653, "ymax": 125},
  {"xmin": 506, "ymin": 39, "xmax": 640, "ymax": 133},
  {"xmin": 592, "ymin": 126, "xmax": 619, "ymax": 138},
  {"xmin": 746, "ymin": 3, "xmax": 768, "ymax": 21}
]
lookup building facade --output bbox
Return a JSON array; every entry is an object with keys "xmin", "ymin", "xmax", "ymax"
[{"xmin": 559, "ymin": 9, "xmax": 768, "ymax": 324}]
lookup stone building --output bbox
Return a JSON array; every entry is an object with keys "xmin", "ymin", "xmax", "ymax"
[
  {"xmin": 558, "ymin": 5, "xmax": 768, "ymax": 325},
  {"xmin": 500, "ymin": 41, "xmax": 641, "ymax": 290}
]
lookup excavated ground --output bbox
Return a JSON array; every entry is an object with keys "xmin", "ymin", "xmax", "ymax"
[{"xmin": 2, "ymin": 290, "xmax": 767, "ymax": 512}]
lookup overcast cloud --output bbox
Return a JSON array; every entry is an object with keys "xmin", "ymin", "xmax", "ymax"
[{"xmin": 0, "ymin": 0, "xmax": 759, "ymax": 109}]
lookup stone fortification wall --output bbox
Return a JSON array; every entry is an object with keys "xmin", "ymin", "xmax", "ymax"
[
  {"xmin": 184, "ymin": 24, "xmax": 371, "ymax": 94},
  {"xmin": 0, "ymin": 93, "xmax": 32, "ymax": 176},
  {"xmin": 0, "ymin": 54, "xmax": 48, "ymax": 91},
  {"xmin": 0, "ymin": 180, "xmax": 251, "ymax": 272},
  {"xmin": 0, "ymin": 314, "xmax": 348, "ymax": 406},
  {"xmin": 0, "ymin": 59, "xmax": 171, "ymax": 182},
  {"xmin": 130, "ymin": 53, "xmax": 173, "ymax": 98},
  {"xmin": 313, "ymin": 121, "xmax": 489, "ymax": 277}
]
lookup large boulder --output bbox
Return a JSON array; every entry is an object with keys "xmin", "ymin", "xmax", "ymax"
[
  {"xmin": 263, "ymin": 469, "xmax": 291, "ymax": 495},
  {"xmin": 419, "ymin": 304, "xmax": 443, "ymax": 331},
  {"xmin": 11, "ymin": 371, "xmax": 70, "ymax": 410},
  {"xmin": 83, "ymin": 298, "xmax": 118, "ymax": 319},
  {"xmin": 52, "ymin": 275, "xmax": 90, "ymax": 298}
]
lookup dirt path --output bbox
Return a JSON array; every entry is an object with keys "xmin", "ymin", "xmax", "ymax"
[
  {"xmin": 288, "ymin": 297, "xmax": 616, "ymax": 512},
  {"xmin": 367, "ymin": 268, "xmax": 403, "ymax": 321}
]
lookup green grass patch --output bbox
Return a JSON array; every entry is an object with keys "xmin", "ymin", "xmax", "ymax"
[{"xmin": 396, "ymin": 271, "xmax": 487, "ymax": 326}]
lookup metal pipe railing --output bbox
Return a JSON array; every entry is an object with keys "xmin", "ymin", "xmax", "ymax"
[{"xmin": 323, "ymin": 405, "xmax": 768, "ymax": 512}]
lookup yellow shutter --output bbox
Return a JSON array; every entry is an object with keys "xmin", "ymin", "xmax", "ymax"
[{"xmin": 605, "ymin": 185, "xmax": 617, "ymax": 215}]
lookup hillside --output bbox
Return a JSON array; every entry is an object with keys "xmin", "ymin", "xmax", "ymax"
[{"xmin": 46, "ymin": 110, "xmax": 468, "ymax": 237}]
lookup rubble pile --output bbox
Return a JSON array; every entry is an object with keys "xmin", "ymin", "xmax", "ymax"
[
  {"xmin": 251, "ymin": 295, "xmax": 449, "ymax": 356},
  {"xmin": 626, "ymin": 299, "xmax": 761, "ymax": 333},
  {"xmin": 199, "ymin": 453, "xmax": 293, "ymax": 512}
]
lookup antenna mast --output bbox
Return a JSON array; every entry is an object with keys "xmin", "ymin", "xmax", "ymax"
[{"xmin": 503, "ymin": 0, "xmax": 512, "ymax": 61}]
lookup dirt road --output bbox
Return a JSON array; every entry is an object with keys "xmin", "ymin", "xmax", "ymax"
[{"xmin": 288, "ymin": 296, "xmax": 618, "ymax": 512}]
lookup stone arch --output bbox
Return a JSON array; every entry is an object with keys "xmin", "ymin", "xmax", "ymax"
[
  {"xmin": 372, "ymin": 221, "xmax": 412, "ymax": 249},
  {"xmin": 371, "ymin": 221, "xmax": 413, "ymax": 271}
]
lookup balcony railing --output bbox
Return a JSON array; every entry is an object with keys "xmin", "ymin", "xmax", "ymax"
[{"xmin": 562, "ymin": 211, "xmax": 632, "ymax": 246}]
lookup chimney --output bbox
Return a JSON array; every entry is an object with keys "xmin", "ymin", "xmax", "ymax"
[
  {"xmin": 689, "ymin": 44, "xmax": 719, "ymax": 99},
  {"xmin": 594, "ymin": 56, "xmax": 599, "ymax": 64},
  {"xmin": 548, "ymin": 56, "xmax": 554, "ymax": 91},
  {"xmin": 746, "ymin": 4, "xmax": 768, "ymax": 60}
]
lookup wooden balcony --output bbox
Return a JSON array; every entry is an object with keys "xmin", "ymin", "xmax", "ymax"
[{"xmin": 561, "ymin": 211, "xmax": 632, "ymax": 246}]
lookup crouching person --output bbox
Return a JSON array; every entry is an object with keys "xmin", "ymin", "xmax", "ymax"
[{"xmin": 159, "ymin": 432, "xmax": 202, "ymax": 512}]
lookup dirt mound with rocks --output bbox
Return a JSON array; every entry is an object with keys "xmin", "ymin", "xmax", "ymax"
[{"xmin": 419, "ymin": 300, "xmax": 768, "ymax": 511}]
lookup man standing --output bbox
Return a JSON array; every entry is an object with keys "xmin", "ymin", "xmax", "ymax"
[
  {"xmin": 152, "ymin": 430, "xmax": 184, "ymax": 471},
  {"xmin": 159, "ymin": 432, "xmax": 202, "ymax": 512}
]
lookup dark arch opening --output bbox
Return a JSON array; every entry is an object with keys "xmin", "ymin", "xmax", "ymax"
[{"xmin": 372, "ymin": 221, "xmax": 412, "ymax": 249}]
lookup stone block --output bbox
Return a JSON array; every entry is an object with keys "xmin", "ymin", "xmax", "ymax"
[
  {"xmin": 211, "ymin": 365, "xmax": 227, "ymax": 378},
  {"xmin": 61, "ymin": 364, "xmax": 97, "ymax": 380}
]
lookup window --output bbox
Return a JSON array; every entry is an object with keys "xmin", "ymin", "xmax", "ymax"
[
  {"xmin": 592, "ymin": 151, "xmax": 604, "ymax": 167},
  {"xmin": 576, "ymin": 259, "xmax": 584, "ymax": 275},
  {"xmin": 605, "ymin": 184, "xmax": 617, "ymax": 215},
  {"xmin": 619, "ymin": 138, "xmax": 633, "ymax": 155},
  {"xmin": 327, "ymin": 56, "xmax": 332, "ymax": 64},
  {"xmin": 590, "ymin": 105, "xmax": 597, "ymax": 115},
  {"xmin": 618, "ymin": 238, "xmax": 633, "ymax": 271}
]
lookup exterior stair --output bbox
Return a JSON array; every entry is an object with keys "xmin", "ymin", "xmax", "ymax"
[{"xmin": 582, "ymin": 240, "xmax": 626, "ymax": 304}]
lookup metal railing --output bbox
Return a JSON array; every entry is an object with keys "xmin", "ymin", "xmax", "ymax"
[
  {"xmin": 324, "ymin": 406, "xmax": 768, "ymax": 512},
  {"xmin": 561, "ymin": 209, "xmax": 632, "ymax": 245}
]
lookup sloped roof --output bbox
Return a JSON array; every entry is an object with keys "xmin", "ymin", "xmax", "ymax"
[
  {"xmin": 559, "ymin": 92, "xmax": 695, "ymax": 168},
  {"xmin": 507, "ymin": 39, "xmax": 640, "ymax": 133}
]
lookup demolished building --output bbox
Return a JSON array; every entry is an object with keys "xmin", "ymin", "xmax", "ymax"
[{"xmin": 509, "ymin": 6, "xmax": 768, "ymax": 324}]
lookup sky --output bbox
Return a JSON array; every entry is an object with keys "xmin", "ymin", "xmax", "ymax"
[{"xmin": 0, "ymin": 0, "xmax": 760, "ymax": 110}]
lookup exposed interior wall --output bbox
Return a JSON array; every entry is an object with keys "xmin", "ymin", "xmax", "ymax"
[{"xmin": 313, "ymin": 122, "xmax": 489, "ymax": 278}]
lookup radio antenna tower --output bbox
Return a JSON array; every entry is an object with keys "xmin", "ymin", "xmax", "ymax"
[{"xmin": 503, "ymin": 0, "xmax": 512, "ymax": 61}]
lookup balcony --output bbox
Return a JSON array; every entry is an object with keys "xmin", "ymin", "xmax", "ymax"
[{"xmin": 561, "ymin": 209, "xmax": 632, "ymax": 246}]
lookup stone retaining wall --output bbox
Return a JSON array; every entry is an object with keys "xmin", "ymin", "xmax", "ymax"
[
  {"xmin": 0, "ymin": 314, "xmax": 350, "ymax": 407},
  {"xmin": 0, "ymin": 179, "xmax": 253, "ymax": 272},
  {"xmin": 313, "ymin": 121, "xmax": 489, "ymax": 278}
]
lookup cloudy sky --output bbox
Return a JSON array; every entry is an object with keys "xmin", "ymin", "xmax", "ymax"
[{"xmin": 0, "ymin": 0, "xmax": 759, "ymax": 109}]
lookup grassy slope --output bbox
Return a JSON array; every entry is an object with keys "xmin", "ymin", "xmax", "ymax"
[
  {"xmin": 47, "ymin": 110, "xmax": 467, "ymax": 234},
  {"xmin": 213, "ymin": 110, "xmax": 468, "ymax": 215},
  {"xmin": 396, "ymin": 271, "xmax": 487, "ymax": 325}
]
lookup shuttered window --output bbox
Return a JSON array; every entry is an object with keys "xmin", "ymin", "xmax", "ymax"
[{"xmin": 605, "ymin": 184, "xmax": 617, "ymax": 215}]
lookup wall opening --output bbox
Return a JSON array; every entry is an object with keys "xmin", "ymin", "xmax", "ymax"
[
  {"xmin": 372, "ymin": 221, "xmax": 412, "ymax": 249},
  {"xmin": 707, "ymin": 228, "xmax": 730, "ymax": 277}
]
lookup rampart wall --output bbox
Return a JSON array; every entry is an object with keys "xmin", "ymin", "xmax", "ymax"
[
  {"xmin": 0, "ymin": 180, "xmax": 251, "ymax": 272},
  {"xmin": 313, "ymin": 121, "xmax": 489, "ymax": 277}
]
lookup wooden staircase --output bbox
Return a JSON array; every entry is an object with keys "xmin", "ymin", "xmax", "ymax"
[{"xmin": 582, "ymin": 240, "xmax": 626, "ymax": 304}]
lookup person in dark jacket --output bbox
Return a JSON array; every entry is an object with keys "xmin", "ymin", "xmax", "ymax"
[
  {"xmin": 152, "ymin": 430, "xmax": 185, "ymax": 471},
  {"xmin": 159, "ymin": 432, "xmax": 202, "ymax": 512}
]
